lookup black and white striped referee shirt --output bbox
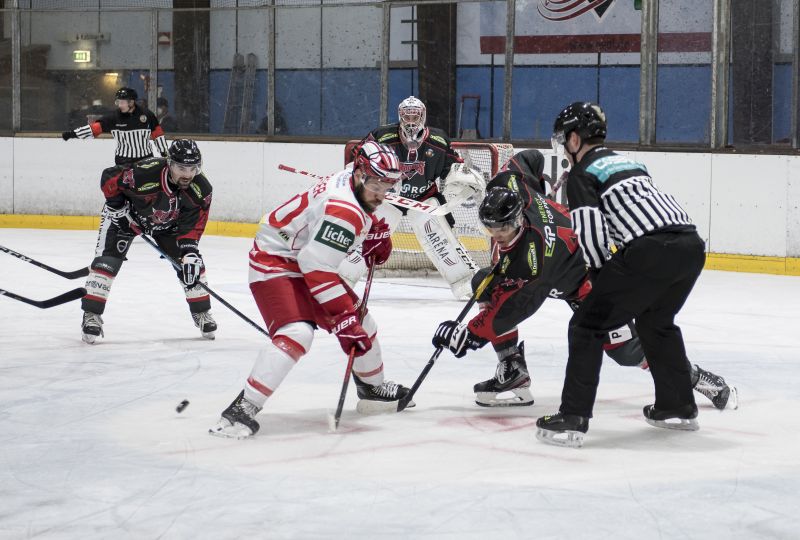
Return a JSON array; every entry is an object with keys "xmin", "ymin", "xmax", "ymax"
[
  {"xmin": 73, "ymin": 106, "xmax": 169, "ymax": 166},
  {"xmin": 566, "ymin": 146, "xmax": 695, "ymax": 269}
]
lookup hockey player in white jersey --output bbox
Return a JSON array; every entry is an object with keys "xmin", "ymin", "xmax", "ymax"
[
  {"xmin": 210, "ymin": 141, "xmax": 414, "ymax": 439},
  {"xmin": 338, "ymin": 96, "xmax": 485, "ymax": 300}
]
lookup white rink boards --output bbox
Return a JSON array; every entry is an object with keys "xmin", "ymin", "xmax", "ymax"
[{"xmin": 1, "ymin": 229, "xmax": 799, "ymax": 539}]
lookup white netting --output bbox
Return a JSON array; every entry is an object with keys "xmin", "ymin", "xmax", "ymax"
[{"xmin": 345, "ymin": 140, "xmax": 514, "ymax": 274}]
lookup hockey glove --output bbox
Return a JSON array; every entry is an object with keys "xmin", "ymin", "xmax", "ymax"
[
  {"xmin": 106, "ymin": 203, "xmax": 143, "ymax": 236},
  {"xmin": 181, "ymin": 253, "xmax": 204, "ymax": 286},
  {"xmin": 362, "ymin": 218, "xmax": 392, "ymax": 267},
  {"xmin": 432, "ymin": 320, "xmax": 487, "ymax": 358},
  {"xmin": 332, "ymin": 311, "xmax": 372, "ymax": 357},
  {"xmin": 61, "ymin": 130, "xmax": 77, "ymax": 141}
]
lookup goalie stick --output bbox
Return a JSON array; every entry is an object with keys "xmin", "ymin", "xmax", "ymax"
[
  {"xmin": 330, "ymin": 263, "xmax": 376, "ymax": 432},
  {"xmin": 0, "ymin": 286, "xmax": 87, "ymax": 309},
  {"xmin": 139, "ymin": 235, "xmax": 272, "ymax": 339},
  {"xmin": 277, "ymin": 164, "xmax": 471, "ymax": 217},
  {"xmin": 0, "ymin": 245, "xmax": 89, "ymax": 279},
  {"xmin": 396, "ymin": 259, "xmax": 501, "ymax": 412}
]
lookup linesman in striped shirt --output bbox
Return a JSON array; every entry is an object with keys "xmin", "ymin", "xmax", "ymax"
[{"xmin": 536, "ymin": 102, "xmax": 707, "ymax": 448}]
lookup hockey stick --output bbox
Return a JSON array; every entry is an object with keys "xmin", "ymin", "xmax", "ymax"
[
  {"xmin": 330, "ymin": 263, "xmax": 376, "ymax": 431},
  {"xmin": 277, "ymin": 163, "xmax": 457, "ymax": 217},
  {"xmin": 0, "ymin": 245, "xmax": 90, "ymax": 279},
  {"xmin": 396, "ymin": 261, "xmax": 501, "ymax": 412},
  {"xmin": 139, "ymin": 234, "xmax": 271, "ymax": 339},
  {"xmin": 0, "ymin": 286, "xmax": 87, "ymax": 309}
]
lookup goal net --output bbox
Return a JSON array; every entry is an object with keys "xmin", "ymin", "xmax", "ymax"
[{"xmin": 344, "ymin": 141, "xmax": 515, "ymax": 273}]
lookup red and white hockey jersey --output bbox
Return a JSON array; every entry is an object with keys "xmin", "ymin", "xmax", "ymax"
[{"xmin": 249, "ymin": 169, "xmax": 371, "ymax": 316}]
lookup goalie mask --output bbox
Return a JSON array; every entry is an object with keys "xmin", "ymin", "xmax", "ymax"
[
  {"xmin": 398, "ymin": 96, "xmax": 427, "ymax": 148},
  {"xmin": 479, "ymin": 186, "xmax": 523, "ymax": 236}
]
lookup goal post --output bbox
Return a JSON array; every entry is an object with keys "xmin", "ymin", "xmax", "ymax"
[{"xmin": 344, "ymin": 140, "xmax": 515, "ymax": 273}]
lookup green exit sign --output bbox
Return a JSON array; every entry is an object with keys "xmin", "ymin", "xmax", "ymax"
[{"xmin": 73, "ymin": 50, "xmax": 91, "ymax": 63}]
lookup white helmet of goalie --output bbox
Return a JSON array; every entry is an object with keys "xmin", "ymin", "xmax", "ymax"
[{"xmin": 398, "ymin": 96, "xmax": 427, "ymax": 147}]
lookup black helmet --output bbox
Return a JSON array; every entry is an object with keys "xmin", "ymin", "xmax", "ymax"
[
  {"xmin": 479, "ymin": 186, "xmax": 523, "ymax": 230},
  {"xmin": 115, "ymin": 87, "xmax": 138, "ymax": 101},
  {"xmin": 552, "ymin": 101, "xmax": 607, "ymax": 145},
  {"xmin": 168, "ymin": 139, "xmax": 202, "ymax": 165}
]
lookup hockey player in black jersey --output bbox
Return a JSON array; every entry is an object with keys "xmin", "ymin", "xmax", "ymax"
[
  {"xmin": 79, "ymin": 139, "xmax": 217, "ymax": 343},
  {"xmin": 536, "ymin": 101, "xmax": 710, "ymax": 447},
  {"xmin": 432, "ymin": 165, "xmax": 736, "ymax": 414},
  {"xmin": 339, "ymin": 96, "xmax": 484, "ymax": 299}
]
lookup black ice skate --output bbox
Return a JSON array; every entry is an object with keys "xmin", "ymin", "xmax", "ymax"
[
  {"xmin": 81, "ymin": 311, "xmax": 104, "ymax": 344},
  {"xmin": 353, "ymin": 375, "xmax": 415, "ymax": 414},
  {"xmin": 474, "ymin": 343, "xmax": 533, "ymax": 407},
  {"xmin": 192, "ymin": 311, "xmax": 217, "ymax": 340},
  {"xmin": 208, "ymin": 390, "xmax": 262, "ymax": 439},
  {"xmin": 643, "ymin": 403, "xmax": 699, "ymax": 431},
  {"xmin": 535, "ymin": 412, "xmax": 589, "ymax": 448},
  {"xmin": 692, "ymin": 364, "xmax": 738, "ymax": 410}
]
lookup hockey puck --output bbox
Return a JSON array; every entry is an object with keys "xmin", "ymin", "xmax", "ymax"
[{"xmin": 176, "ymin": 399, "xmax": 190, "ymax": 413}]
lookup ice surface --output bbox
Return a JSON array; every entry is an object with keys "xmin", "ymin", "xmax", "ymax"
[{"xmin": 1, "ymin": 229, "xmax": 799, "ymax": 539}]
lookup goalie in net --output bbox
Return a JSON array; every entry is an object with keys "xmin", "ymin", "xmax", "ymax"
[{"xmin": 339, "ymin": 96, "xmax": 486, "ymax": 300}]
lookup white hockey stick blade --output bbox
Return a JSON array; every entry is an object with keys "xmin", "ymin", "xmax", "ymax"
[
  {"xmin": 356, "ymin": 399, "xmax": 415, "ymax": 415},
  {"xmin": 327, "ymin": 412, "xmax": 338, "ymax": 433}
]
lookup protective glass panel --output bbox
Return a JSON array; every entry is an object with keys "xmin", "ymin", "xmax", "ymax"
[
  {"xmin": 19, "ymin": 9, "xmax": 152, "ymax": 132},
  {"xmin": 656, "ymin": 1, "xmax": 712, "ymax": 144},
  {"xmin": 275, "ymin": 4, "xmax": 381, "ymax": 137},
  {"xmin": 512, "ymin": 0, "xmax": 641, "ymax": 143},
  {"xmin": 0, "ymin": 9, "xmax": 11, "ymax": 133}
]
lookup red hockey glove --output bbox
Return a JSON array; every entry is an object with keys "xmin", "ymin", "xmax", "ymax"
[
  {"xmin": 362, "ymin": 218, "xmax": 392, "ymax": 267},
  {"xmin": 332, "ymin": 311, "xmax": 372, "ymax": 357}
]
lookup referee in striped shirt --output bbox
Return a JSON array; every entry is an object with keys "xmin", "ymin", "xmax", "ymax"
[{"xmin": 536, "ymin": 102, "xmax": 706, "ymax": 447}]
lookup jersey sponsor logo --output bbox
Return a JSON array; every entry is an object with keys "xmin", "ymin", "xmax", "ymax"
[
  {"xmin": 429, "ymin": 134, "xmax": 447, "ymax": 146},
  {"xmin": 586, "ymin": 155, "xmax": 648, "ymax": 183},
  {"xmin": 191, "ymin": 183, "xmax": 202, "ymax": 198},
  {"xmin": 506, "ymin": 175, "xmax": 520, "ymax": 192},
  {"xmin": 548, "ymin": 288, "xmax": 565, "ymax": 298},
  {"xmin": 278, "ymin": 230, "xmax": 290, "ymax": 242},
  {"xmin": 500, "ymin": 254, "xmax": 511, "ymax": 274},
  {"xmin": 138, "ymin": 159, "xmax": 161, "ymax": 169},
  {"xmin": 137, "ymin": 182, "xmax": 159, "ymax": 192},
  {"xmin": 315, "ymin": 220, "xmax": 355, "ymax": 252},
  {"xmin": 534, "ymin": 194, "xmax": 555, "ymax": 224},
  {"xmin": 378, "ymin": 133, "xmax": 398, "ymax": 142},
  {"xmin": 527, "ymin": 242, "xmax": 538, "ymax": 275},
  {"xmin": 544, "ymin": 225, "xmax": 556, "ymax": 257}
]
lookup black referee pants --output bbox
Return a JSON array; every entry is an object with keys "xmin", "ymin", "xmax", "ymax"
[{"xmin": 560, "ymin": 230, "xmax": 706, "ymax": 418}]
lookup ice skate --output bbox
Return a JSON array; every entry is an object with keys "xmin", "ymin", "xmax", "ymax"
[
  {"xmin": 353, "ymin": 375, "xmax": 415, "ymax": 414},
  {"xmin": 81, "ymin": 311, "xmax": 104, "ymax": 344},
  {"xmin": 692, "ymin": 364, "xmax": 738, "ymax": 410},
  {"xmin": 474, "ymin": 343, "xmax": 533, "ymax": 407},
  {"xmin": 192, "ymin": 310, "xmax": 217, "ymax": 340},
  {"xmin": 209, "ymin": 390, "xmax": 262, "ymax": 439},
  {"xmin": 535, "ymin": 412, "xmax": 589, "ymax": 448},
  {"xmin": 643, "ymin": 403, "xmax": 699, "ymax": 431}
]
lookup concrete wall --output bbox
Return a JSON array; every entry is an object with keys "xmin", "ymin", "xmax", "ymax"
[{"xmin": 1, "ymin": 136, "xmax": 799, "ymax": 258}]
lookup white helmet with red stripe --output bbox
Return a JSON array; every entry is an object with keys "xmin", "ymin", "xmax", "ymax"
[
  {"xmin": 354, "ymin": 140, "xmax": 403, "ymax": 182},
  {"xmin": 398, "ymin": 96, "xmax": 426, "ymax": 147}
]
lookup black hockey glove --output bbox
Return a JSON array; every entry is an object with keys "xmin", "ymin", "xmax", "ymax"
[
  {"xmin": 106, "ymin": 203, "xmax": 143, "ymax": 236},
  {"xmin": 432, "ymin": 320, "xmax": 486, "ymax": 358},
  {"xmin": 61, "ymin": 130, "xmax": 77, "ymax": 141},
  {"xmin": 181, "ymin": 253, "xmax": 204, "ymax": 286}
]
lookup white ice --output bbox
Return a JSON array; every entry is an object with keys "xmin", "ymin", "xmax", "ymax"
[{"xmin": 1, "ymin": 229, "xmax": 799, "ymax": 539}]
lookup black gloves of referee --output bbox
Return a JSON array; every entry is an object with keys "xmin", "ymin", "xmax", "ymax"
[{"xmin": 61, "ymin": 130, "xmax": 77, "ymax": 141}]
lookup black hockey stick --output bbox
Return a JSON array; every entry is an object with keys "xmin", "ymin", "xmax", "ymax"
[
  {"xmin": 0, "ymin": 286, "xmax": 87, "ymax": 309},
  {"xmin": 331, "ymin": 263, "xmax": 377, "ymax": 432},
  {"xmin": 397, "ymin": 261, "xmax": 501, "ymax": 412},
  {"xmin": 0, "ymin": 244, "xmax": 90, "ymax": 279},
  {"xmin": 139, "ymin": 234, "xmax": 271, "ymax": 339}
]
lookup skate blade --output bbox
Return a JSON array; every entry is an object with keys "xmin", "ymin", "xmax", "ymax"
[
  {"xmin": 201, "ymin": 331, "xmax": 216, "ymax": 340},
  {"xmin": 356, "ymin": 399, "xmax": 415, "ymax": 415},
  {"xmin": 81, "ymin": 333, "xmax": 98, "ymax": 345},
  {"xmin": 475, "ymin": 389, "xmax": 534, "ymax": 407},
  {"xmin": 723, "ymin": 386, "xmax": 739, "ymax": 410},
  {"xmin": 535, "ymin": 427, "xmax": 585, "ymax": 448},
  {"xmin": 644, "ymin": 417, "xmax": 699, "ymax": 431},
  {"xmin": 208, "ymin": 419, "xmax": 254, "ymax": 439}
]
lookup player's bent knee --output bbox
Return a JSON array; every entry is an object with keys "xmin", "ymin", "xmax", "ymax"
[{"xmin": 272, "ymin": 321, "xmax": 314, "ymax": 361}]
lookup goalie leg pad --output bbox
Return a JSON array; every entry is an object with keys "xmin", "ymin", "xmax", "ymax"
[{"xmin": 408, "ymin": 204, "xmax": 478, "ymax": 300}]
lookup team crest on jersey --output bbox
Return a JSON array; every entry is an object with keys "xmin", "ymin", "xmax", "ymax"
[
  {"xmin": 527, "ymin": 242, "xmax": 538, "ymax": 275},
  {"xmin": 151, "ymin": 196, "xmax": 179, "ymax": 224},
  {"xmin": 122, "ymin": 169, "xmax": 135, "ymax": 189},
  {"xmin": 425, "ymin": 149, "xmax": 434, "ymax": 158},
  {"xmin": 401, "ymin": 161, "xmax": 425, "ymax": 177},
  {"xmin": 140, "ymin": 115, "xmax": 147, "ymax": 123},
  {"xmin": 315, "ymin": 220, "xmax": 355, "ymax": 252}
]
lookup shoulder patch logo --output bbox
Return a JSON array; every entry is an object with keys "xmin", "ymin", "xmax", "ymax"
[
  {"xmin": 430, "ymin": 135, "xmax": 446, "ymax": 146},
  {"xmin": 527, "ymin": 242, "xmax": 538, "ymax": 275},
  {"xmin": 140, "ymin": 115, "xmax": 148, "ymax": 123},
  {"xmin": 315, "ymin": 220, "xmax": 355, "ymax": 252},
  {"xmin": 191, "ymin": 183, "xmax": 202, "ymax": 198},
  {"xmin": 137, "ymin": 182, "xmax": 159, "ymax": 192},
  {"xmin": 507, "ymin": 175, "xmax": 519, "ymax": 192},
  {"xmin": 378, "ymin": 133, "xmax": 398, "ymax": 142}
]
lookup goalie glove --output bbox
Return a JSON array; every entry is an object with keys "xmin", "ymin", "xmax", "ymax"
[
  {"xmin": 432, "ymin": 320, "xmax": 487, "ymax": 358},
  {"xmin": 106, "ymin": 203, "xmax": 143, "ymax": 236},
  {"xmin": 332, "ymin": 311, "xmax": 372, "ymax": 357},
  {"xmin": 442, "ymin": 163, "xmax": 485, "ymax": 204},
  {"xmin": 362, "ymin": 218, "xmax": 392, "ymax": 267},
  {"xmin": 181, "ymin": 252, "xmax": 204, "ymax": 286}
]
